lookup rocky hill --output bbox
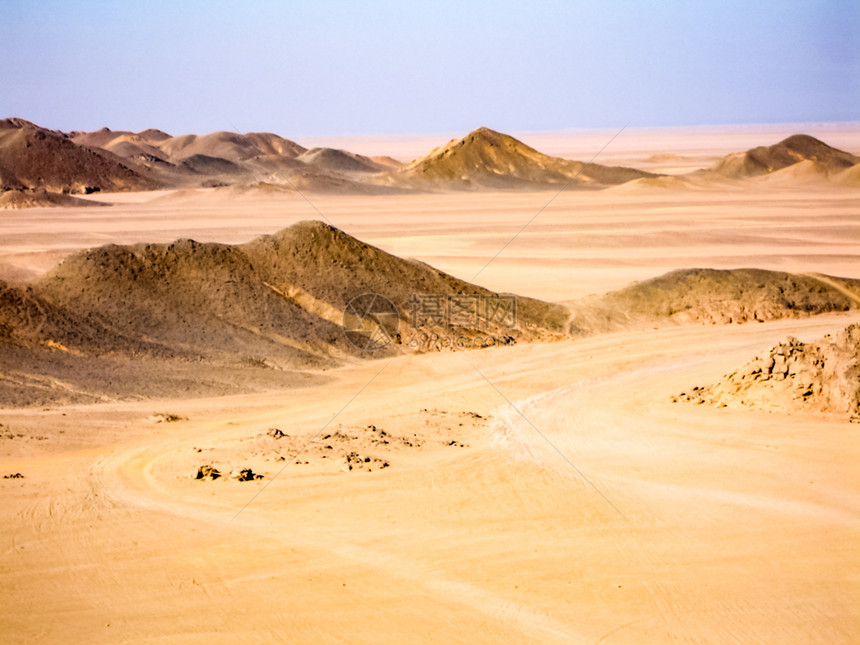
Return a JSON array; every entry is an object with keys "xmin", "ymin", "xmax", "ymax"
[
  {"xmin": 674, "ymin": 324, "xmax": 860, "ymax": 421},
  {"xmin": 713, "ymin": 134, "xmax": 859, "ymax": 178},
  {"xmin": 568, "ymin": 268, "xmax": 860, "ymax": 335},
  {"xmin": 0, "ymin": 118, "xmax": 154, "ymax": 194},
  {"xmin": 0, "ymin": 221, "xmax": 569, "ymax": 405},
  {"xmin": 391, "ymin": 127, "xmax": 655, "ymax": 189}
]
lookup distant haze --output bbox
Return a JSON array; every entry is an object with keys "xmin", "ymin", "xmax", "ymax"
[{"xmin": 1, "ymin": 0, "xmax": 858, "ymax": 136}]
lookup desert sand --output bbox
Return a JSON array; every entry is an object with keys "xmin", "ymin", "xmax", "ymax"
[
  {"xmin": 1, "ymin": 125, "xmax": 859, "ymax": 643},
  {"xmin": 3, "ymin": 182, "xmax": 859, "ymax": 302}
]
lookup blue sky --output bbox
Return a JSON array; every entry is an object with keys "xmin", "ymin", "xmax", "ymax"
[{"xmin": 1, "ymin": 0, "xmax": 857, "ymax": 136}]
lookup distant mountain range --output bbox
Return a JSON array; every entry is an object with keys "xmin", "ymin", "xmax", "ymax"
[{"xmin": 1, "ymin": 118, "xmax": 858, "ymax": 208}]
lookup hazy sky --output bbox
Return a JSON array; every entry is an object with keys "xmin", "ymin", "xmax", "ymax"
[{"xmin": 2, "ymin": 0, "xmax": 857, "ymax": 136}]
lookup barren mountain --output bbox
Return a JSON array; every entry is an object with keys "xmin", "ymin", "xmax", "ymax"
[
  {"xmin": 675, "ymin": 324, "xmax": 860, "ymax": 421},
  {"xmin": 0, "ymin": 118, "xmax": 155, "ymax": 194},
  {"xmin": 13, "ymin": 119, "xmax": 857, "ymax": 204},
  {"xmin": 68, "ymin": 125, "xmax": 395, "ymax": 191},
  {"xmin": 66, "ymin": 127, "xmax": 190, "ymax": 187},
  {"xmin": 713, "ymin": 134, "xmax": 859, "ymax": 178},
  {"xmin": 390, "ymin": 127, "xmax": 656, "ymax": 189}
]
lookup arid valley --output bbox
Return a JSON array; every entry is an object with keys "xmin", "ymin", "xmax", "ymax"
[{"xmin": 0, "ymin": 117, "xmax": 858, "ymax": 644}]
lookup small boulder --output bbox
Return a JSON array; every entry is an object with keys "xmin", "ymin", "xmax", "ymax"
[
  {"xmin": 229, "ymin": 468, "xmax": 262, "ymax": 481},
  {"xmin": 195, "ymin": 465, "xmax": 221, "ymax": 480}
]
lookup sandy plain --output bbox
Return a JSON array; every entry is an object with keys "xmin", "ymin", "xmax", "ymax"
[{"xmin": 1, "ymin": 126, "xmax": 859, "ymax": 643}]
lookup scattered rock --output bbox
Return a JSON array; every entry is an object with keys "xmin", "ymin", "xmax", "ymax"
[
  {"xmin": 674, "ymin": 324, "xmax": 860, "ymax": 420},
  {"xmin": 343, "ymin": 451, "xmax": 389, "ymax": 472},
  {"xmin": 3, "ymin": 473, "xmax": 24, "ymax": 479},
  {"xmin": 366, "ymin": 425, "xmax": 391, "ymax": 444}
]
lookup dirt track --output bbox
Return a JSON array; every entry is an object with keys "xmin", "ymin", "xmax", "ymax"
[{"xmin": 2, "ymin": 313, "xmax": 857, "ymax": 643}]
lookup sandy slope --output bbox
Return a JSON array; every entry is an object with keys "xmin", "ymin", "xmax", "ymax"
[{"xmin": 1, "ymin": 313, "xmax": 858, "ymax": 643}]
